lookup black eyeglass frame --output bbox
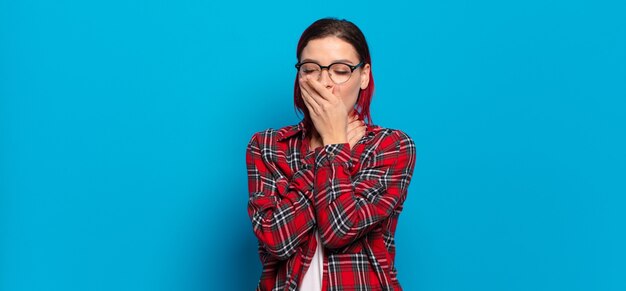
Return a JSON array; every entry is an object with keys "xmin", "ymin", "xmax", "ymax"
[{"xmin": 294, "ymin": 61, "xmax": 365, "ymax": 84}]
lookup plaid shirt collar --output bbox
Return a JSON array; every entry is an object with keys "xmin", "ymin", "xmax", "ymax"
[
  {"xmin": 277, "ymin": 119, "xmax": 378, "ymax": 142},
  {"xmin": 277, "ymin": 120, "xmax": 307, "ymax": 141}
]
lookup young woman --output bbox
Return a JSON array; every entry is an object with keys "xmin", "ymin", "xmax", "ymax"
[{"xmin": 246, "ymin": 18, "xmax": 417, "ymax": 291}]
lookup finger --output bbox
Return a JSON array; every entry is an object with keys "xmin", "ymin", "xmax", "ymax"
[
  {"xmin": 348, "ymin": 126, "xmax": 366, "ymax": 148},
  {"xmin": 305, "ymin": 77, "xmax": 336, "ymax": 102},
  {"xmin": 350, "ymin": 125, "xmax": 366, "ymax": 139},
  {"xmin": 347, "ymin": 118, "xmax": 361, "ymax": 133},
  {"xmin": 300, "ymin": 85, "xmax": 320, "ymax": 114},
  {"xmin": 346, "ymin": 125, "xmax": 360, "ymax": 139},
  {"xmin": 359, "ymin": 125, "xmax": 367, "ymax": 138},
  {"xmin": 300, "ymin": 77, "xmax": 326, "ymax": 108},
  {"xmin": 300, "ymin": 78, "xmax": 321, "ymax": 109},
  {"xmin": 300, "ymin": 83, "xmax": 317, "ymax": 111}
]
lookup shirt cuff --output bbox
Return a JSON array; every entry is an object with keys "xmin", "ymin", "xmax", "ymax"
[{"xmin": 314, "ymin": 143, "xmax": 352, "ymax": 168}]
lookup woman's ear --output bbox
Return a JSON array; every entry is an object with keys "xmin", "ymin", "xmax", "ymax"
[{"xmin": 360, "ymin": 63, "xmax": 371, "ymax": 90}]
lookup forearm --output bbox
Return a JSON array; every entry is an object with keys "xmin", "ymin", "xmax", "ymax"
[
  {"xmin": 312, "ymin": 143, "xmax": 366, "ymax": 248},
  {"xmin": 248, "ymin": 185, "xmax": 315, "ymax": 260},
  {"xmin": 247, "ymin": 134, "xmax": 317, "ymax": 260},
  {"xmin": 312, "ymin": 132, "xmax": 415, "ymax": 249}
]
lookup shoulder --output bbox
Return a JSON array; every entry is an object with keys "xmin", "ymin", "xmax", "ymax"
[
  {"xmin": 246, "ymin": 123, "xmax": 298, "ymax": 148},
  {"xmin": 366, "ymin": 125, "xmax": 417, "ymax": 172},
  {"xmin": 366, "ymin": 125, "xmax": 416, "ymax": 151}
]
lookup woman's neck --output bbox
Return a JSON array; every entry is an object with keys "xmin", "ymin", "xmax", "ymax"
[{"xmin": 308, "ymin": 128, "xmax": 323, "ymax": 151}]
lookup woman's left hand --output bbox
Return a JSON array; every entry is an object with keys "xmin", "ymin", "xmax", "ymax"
[{"xmin": 299, "ymin": 76, "xmax": 349, "ymax": 145}]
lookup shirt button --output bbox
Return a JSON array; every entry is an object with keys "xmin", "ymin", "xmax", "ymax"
[{"xmin": 328, "ymin": 153, "xmax": 335, "ymax": 158}]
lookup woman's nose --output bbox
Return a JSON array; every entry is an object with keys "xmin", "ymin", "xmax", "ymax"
[{"xmin": 319, "ymin": 69, "xmax": 334, "ymax": 87}]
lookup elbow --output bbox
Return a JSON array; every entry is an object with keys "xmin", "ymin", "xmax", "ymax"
[
  {"xmin": 263, "ymin": 243, "xmax": 294, "ymax": 261},
  {"xmin": 252, "ymin": 227, "xmax": 297, "ymax": 261},
  {"xmin": 251, "ymin": 226, "xmax": 296, "ymax": 261}
]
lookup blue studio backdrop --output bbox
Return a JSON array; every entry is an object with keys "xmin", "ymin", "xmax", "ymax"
[{"xmin": 1, "ymin": 0, "xmax": 625, "ymax": 290}]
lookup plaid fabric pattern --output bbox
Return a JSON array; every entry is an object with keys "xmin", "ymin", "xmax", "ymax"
[{"xmin": 246, "ymin": 119, "xmax": 417, "ymax": 291}]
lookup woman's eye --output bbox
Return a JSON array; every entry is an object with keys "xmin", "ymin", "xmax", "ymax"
[{"xmin": 333, "ymin": 70, "xmax": 350, "ymax": 75}]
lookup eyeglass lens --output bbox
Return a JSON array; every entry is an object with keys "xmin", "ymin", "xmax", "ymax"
[{"xmin": 298, "ymin": 63, "xmax": 354, "ymax": 84}]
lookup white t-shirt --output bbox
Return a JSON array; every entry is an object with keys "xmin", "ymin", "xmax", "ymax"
[{"xmin": 299, "ymin": 231, "xmax": 324, "ymax": 290}]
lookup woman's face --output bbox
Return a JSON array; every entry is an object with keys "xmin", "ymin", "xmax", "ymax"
[{"xmin": 299, "ymin": 36, "xmax": 371, "ymax": 116}]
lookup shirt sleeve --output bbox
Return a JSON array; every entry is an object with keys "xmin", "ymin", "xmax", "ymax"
[
  {"xmin": 246, "ymin": 132, "xmax": 316, "ymax": 260},
  {"xmin": 312, "ymin": 130, "xmax": 417, "ymax": 249}
]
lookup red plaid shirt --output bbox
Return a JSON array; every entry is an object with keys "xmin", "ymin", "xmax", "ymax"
[{"xmin": 246, "ymin": 119, "xmax": 416, "ymax": 291}]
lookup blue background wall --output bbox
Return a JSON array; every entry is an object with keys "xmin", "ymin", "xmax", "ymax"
[{"xmin": 1, "ymin": 0, "xmax": 625, "ymax": 290}]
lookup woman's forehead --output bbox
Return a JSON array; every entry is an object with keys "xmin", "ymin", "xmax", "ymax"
[{"xmin": 300, "ymin": 36, "xmax": 359, "ymax": 63}]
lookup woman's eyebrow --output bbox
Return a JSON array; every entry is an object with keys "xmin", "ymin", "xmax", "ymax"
[{"xmin": 300, "ymin": 58, "xmax": 356, "ymax": 64}]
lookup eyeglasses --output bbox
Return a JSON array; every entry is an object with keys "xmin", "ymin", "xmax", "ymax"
[{"xmin": 295, "ymin": 61, "xmax": 364, "ymax": 84}]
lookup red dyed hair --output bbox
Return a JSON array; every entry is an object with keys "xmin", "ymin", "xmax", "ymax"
[{"xmin": 293, "ymin": 18, "xmax": 375, "ymax": 134}]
